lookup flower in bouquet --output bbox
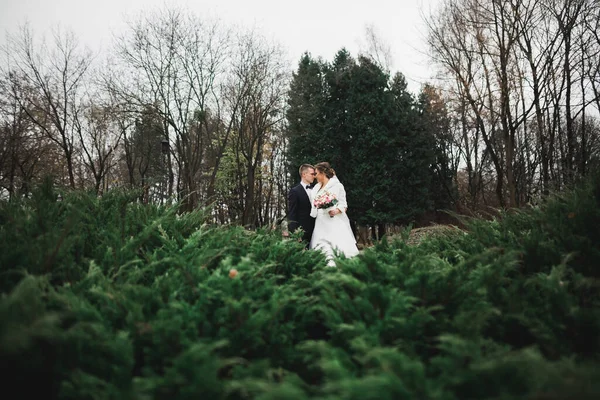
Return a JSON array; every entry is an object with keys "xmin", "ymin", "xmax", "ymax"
[{"xmin": 314, "ymin": 191, "xmax": 338, "ymax": 217}]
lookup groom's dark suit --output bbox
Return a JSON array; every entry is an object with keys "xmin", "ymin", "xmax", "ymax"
[{"xmin": 287, "ymin": 183, "xmax": 315, "ymax": 245}]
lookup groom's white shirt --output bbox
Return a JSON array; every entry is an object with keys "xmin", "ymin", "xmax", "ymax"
[{"xmin": 299, "ymin": 181, "xmax": 312, "ymax": 197}]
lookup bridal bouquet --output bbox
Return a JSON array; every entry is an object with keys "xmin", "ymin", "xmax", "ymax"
[{"xmin": 314, "ymin": 191, "xmax": 338, "ymax": 217}]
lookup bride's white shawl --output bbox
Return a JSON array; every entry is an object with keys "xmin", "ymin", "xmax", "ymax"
[{"xmin": 309, "ymin": 175, "xmax": 349, "ymax": 218}]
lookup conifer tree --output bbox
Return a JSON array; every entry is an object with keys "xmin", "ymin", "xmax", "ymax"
[{"xmin": 285, "ymin": 53, "xmax": 327, "ymax": 179}]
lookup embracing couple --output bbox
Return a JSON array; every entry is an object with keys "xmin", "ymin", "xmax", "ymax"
[{"xmin": 287, "ymin": 162, "xmax": 359, "ymax": 267}]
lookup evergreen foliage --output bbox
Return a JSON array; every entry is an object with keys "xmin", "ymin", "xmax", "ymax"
[
  {"xmin": 1, "ymin": 175, "xmax": 600, "ymax": 399},
  {"xmin": 285, "ymin": 51, "xmax": 453, "ymax": 228},
  {"xmin": 128, "ymin": 105, "xmax": 168, "ymax": 192}
]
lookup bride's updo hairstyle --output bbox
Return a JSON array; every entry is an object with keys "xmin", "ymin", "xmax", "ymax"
[{"xmin": 315, "ymin": 162, "xmax": 336, "ymax": 179}]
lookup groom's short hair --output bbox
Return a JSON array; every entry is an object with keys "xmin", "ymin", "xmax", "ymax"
[{"xmin": 299, "ymin": 164, "xmax": 314, "ymax": 176}]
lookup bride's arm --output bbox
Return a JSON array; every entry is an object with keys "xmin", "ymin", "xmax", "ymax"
[{"xmin": 334, "ymin": 183, "xmax": 348, "ymax": 214}]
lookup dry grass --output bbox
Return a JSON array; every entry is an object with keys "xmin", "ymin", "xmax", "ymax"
[
  {"xmin": 366, "ymin": 224, "xmax": 464, "ymax": 247},
  {"xmin": 355, "ymin": 223, "xmax": 465, "ymax": 249},
  {"xmin": 404, "ymin": 224, "xmax": 464, "ymax": 245}
]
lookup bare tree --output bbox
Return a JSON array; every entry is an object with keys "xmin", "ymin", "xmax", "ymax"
[
  {"xmin": 4, "ymin": 24, "xmax": 93, "ymax": 189},
  {"xmin": 225, "ymin": 30, "xmax": 289, "ymax": 227},
  {"xmin": 74, "ymin": 99, "xmax": 123, "ymax": 194},
  {"xmin": 426, "ymin": 0, "xmax": 506, "ymax": 207},
  {"xmin": 550, "ymin": 0, "xmax": 586, "ymax": 184},
  {"xmin": 0, "ymin": 70, "xmax": 55, "ymax": 198},
  {"xmin": 426, "ymin": 0, "xmax": 600, "ymax": 210},
  {"xmin": 114, "ymin": 6, "xmax": 230, "ymax": 211},
  {"xmin": 587, "ymin": 4, "xmax": 600, "ymax": 116},
  {"xmin": 359, "ymin": 24, "xmax": 394, "ymax": 73}
]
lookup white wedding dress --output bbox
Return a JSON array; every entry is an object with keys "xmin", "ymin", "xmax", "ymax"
[{"xmin": 309, "ymin": 176, "xmax": 360, "ymax": 265}]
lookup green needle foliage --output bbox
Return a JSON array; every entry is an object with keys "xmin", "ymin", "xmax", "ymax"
[{"xmin": 1, "ymin": 175, "xmax": 600, "ymax": 399}]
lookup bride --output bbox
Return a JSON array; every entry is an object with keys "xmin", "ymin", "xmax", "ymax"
[{"xmin": 309, "ymin": 162, "xmax": 360, "ymax": 266}]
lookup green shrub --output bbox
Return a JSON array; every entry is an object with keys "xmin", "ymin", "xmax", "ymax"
[{"xmin": 1, "ymin": 176, "xmax": 599, "ymax": 399}]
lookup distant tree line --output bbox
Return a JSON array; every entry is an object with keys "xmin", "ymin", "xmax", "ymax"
[{"xmin": 1, "ymin": 0, "xmax": 598, "ymax": 234}]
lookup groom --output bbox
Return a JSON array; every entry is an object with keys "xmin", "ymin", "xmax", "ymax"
[{"xmin": 286, "ymin": 164, "xmax": 316, "ymax": 247}]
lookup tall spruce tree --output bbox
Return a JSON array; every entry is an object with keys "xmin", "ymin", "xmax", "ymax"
[
  {"xmin": 126, "ymin": 106, "xmax": 167, "ymax": 202},
  {"xmin": 344, "ymin": 56, "xmax": 396, "ymax": 231},
  {"xmin": 320, "ymin": 49, "xmax": 356, "ymax": 181},
  {"xmin": 387, "ymin": 72, "xmax": 435, "ymax": 224},
  {"xmin": 285, "ymin": 53, "xmax": 327, "ymax": 180}
]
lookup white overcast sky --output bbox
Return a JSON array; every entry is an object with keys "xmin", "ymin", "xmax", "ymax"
[{"xmin": 0, "ymin": 0, "xmax": 441, "ymax": 93}]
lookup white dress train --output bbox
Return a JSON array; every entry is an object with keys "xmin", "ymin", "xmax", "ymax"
[{"xmin": 309, "ymin": 176, "xmax": 359, "ymax": 265}]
